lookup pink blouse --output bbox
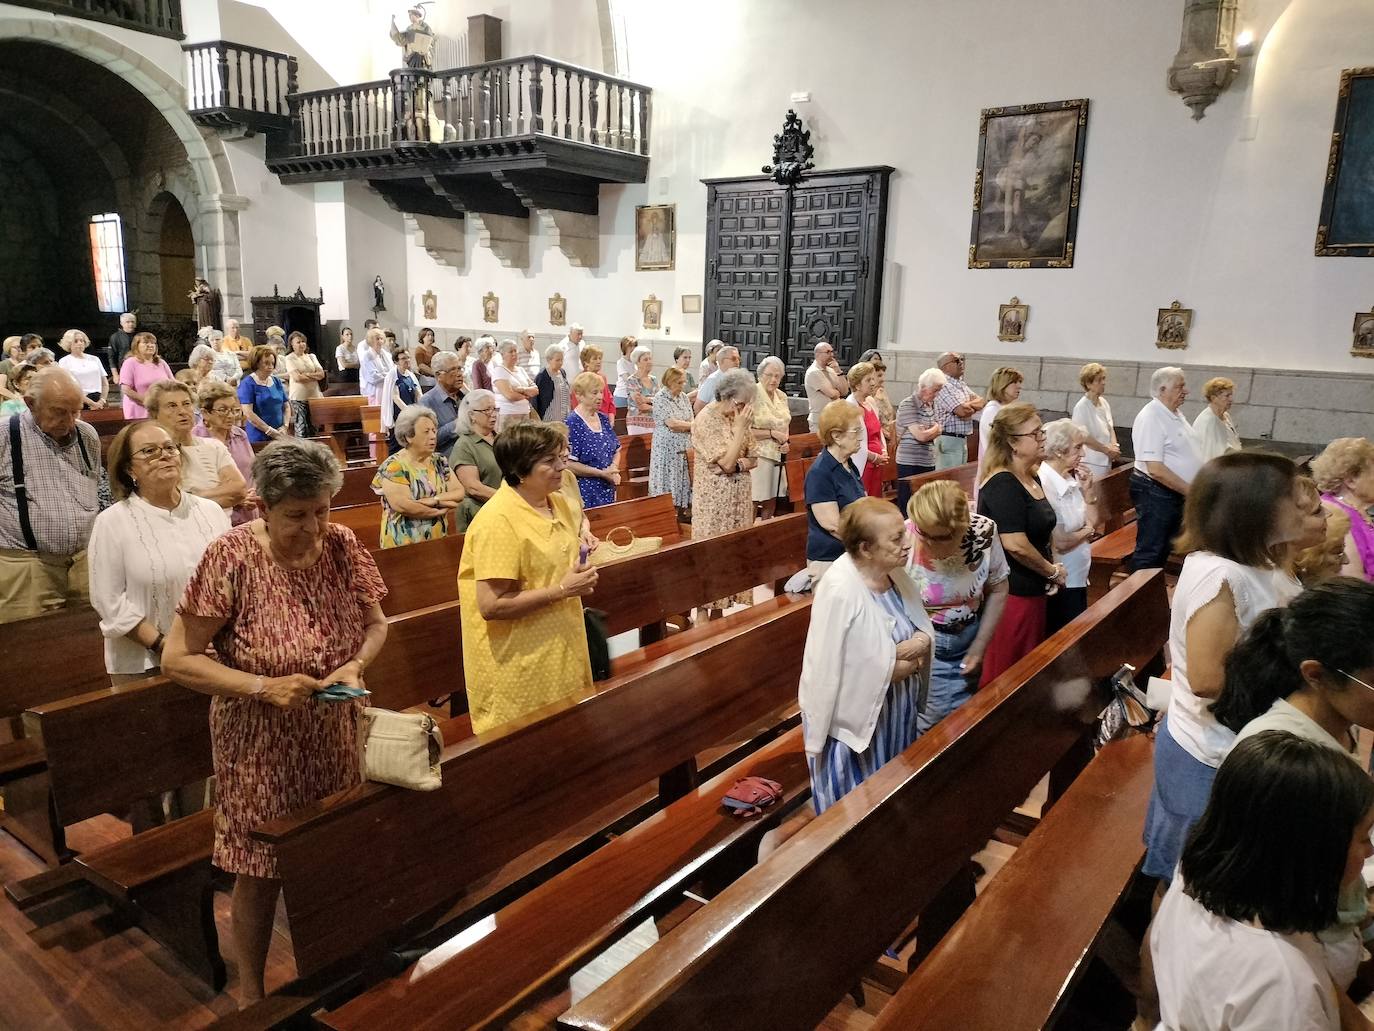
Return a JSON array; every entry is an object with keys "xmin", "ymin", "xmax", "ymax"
[{"xmin": 119, "ymin": 356, "xmax": 174, "ymax": 418}]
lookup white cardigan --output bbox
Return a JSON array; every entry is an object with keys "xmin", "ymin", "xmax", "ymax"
[{"xmin": 799, "ymin": 552, "xmax": 935, "ymax": 757}]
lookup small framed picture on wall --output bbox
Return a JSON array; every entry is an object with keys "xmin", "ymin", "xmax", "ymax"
[{"xmin": 635, "ymin": 204, "xmax": 675, "ymax": 271}]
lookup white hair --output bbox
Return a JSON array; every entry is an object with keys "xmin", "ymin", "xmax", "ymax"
[
  {"xmin": 430, "ymin": 350, "xmax": 462, "ymax": 373},
  {"xmin": 757, "ymin": 355, "xmax": 785, "ymax": 378},
  {"xmin": 916, "ymin": 368, "xmax": 948, "ymax": 393},
  {"xmin": 188, "ymin": 343, "xmax": 217, "ymax": 366},
  {"xmin": 715, "ymin": 368, "xmax": 756, "ymax": 403},
  {"xmin": 1150, "ymin": 366, "xmax": 1185, "ymax": 395},
  {"xmin": 544, "ymin": 344, "xmax": 565, "ymax": 361},
  {"xmin": 456, "ymin": 389, "xmax": 496, "ymax": 435},
  {"xmin": 630, "ymin": 346, "xmax": 652, "ymax": 363},
  {"xmin": 568, "ymin": 323, "xmax": 584, "ymax": 334},
  {"xmin": 475, "ymin": 336, "xmax": 496, "ymax": 355},
  {"xmin": 1042, "ymin": 418, "xmax": 1084, "ymax": 459},
  {"xmin": 705, "ymin": 339, "xmax": 724, "ymax": 357},
  {"xmin": 393, "ymin": 403, "xmax": 438, "ymax": 447}
]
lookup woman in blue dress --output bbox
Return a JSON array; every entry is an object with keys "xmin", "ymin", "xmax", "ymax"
[
  {"xmin": 564, "ymin": 371, "xmax": 621, "ymax": 509},
  {"xmin": 799, "ymin": 496, "xmax": 935, "ymax": 813},
  {"xmin": 236, "ymin": 345, "xmax": 289, "ymax": 443}
]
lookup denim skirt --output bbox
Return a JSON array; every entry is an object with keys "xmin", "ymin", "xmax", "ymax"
[{"xmin": 1141, "ymin": 716, "xmax": 1218, "ymax": 881}]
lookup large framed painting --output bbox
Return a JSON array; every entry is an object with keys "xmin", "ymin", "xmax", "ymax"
[
  {"xmin": 635, "ymin": 204, "xmax": 676, "ymax": 271},
  {"xmin": 969, "ymin": 98, "xmax": 1089, "ymax": 269},
  {"xmin": 1316, "ymin": 68, "xmax": 1374, "ymax": 257}
]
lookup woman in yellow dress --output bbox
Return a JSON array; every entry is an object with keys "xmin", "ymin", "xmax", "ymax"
[{"xmin": 458, "ymin": 422, "xmax": 600, "ymax": 733}]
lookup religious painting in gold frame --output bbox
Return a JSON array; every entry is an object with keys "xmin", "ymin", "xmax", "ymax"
[
  {"xmin": 1156, "ymin": 300, "xmax": 1192, "ymax": 350},
  {"xmin": 997, "ymin": 297, "xmax": 1028, "ymax": 342},
  {"xmin": 1353, "ymin": 304, "xmax": 1374, "ymax": 358},
  {"xmin": 635, "ymin": 204, "xmax": 675, "ymax": 271}
]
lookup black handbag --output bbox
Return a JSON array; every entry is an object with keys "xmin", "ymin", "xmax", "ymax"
[{"xmin": 584, "ymin": 606, "xmax": 611, "ymax": 681}]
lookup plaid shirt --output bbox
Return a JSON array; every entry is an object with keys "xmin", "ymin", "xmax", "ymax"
[
  {"xmin": 933, "ymin": 377, "xmax": 976, "ymax": 436},
  {"xmin": 0, "ymin": 411, "xmax": 100, "ymax": 554}
]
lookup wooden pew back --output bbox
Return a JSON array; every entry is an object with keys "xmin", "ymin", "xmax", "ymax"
[
  {"xmin": 335, "ymin": 465, "xmax": 380, "ymax": 508},
  {"xmin": 255, "ymin": 597, "xmax": 814, "ymax": 977},
  {"xmin": 558, "ymin": 570, "xmax": 1169, "ymax": 1030},
  {"xmin": 0, "ymin": 606, "xmax": 110, "ymax": 720},
  {"xmin": 1097, "ymin": 464, "xmax": 1134, "ymax": 532}
]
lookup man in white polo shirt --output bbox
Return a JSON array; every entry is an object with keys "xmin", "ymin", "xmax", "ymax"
[
  {"xmin": 1130, "ymin": 366, "xmax": 1203, "ymax": 571},
  {"xmin": 803, "ymin": 341, "xmax": 849, "ymax": 431}
]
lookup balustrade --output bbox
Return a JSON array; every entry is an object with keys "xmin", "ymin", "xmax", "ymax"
[
  {"xmin": 288, "ymin": 81, "xmax": 395, "ymax": 158},
  {"xmin": 183, "ymin": 41, "xmax": 295, "ymax": 123},
  {"xmin": 7, "ymin": 0, "xmax": 182, "ymax": 38}
]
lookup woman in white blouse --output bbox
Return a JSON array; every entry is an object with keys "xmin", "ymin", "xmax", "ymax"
[
  {"xmin": 1038, "ymin": 419, "xmax": 1100, "ymax": 633},
  {"xmin": 491, "ymin": 338, "xmax": 538, "ymax": 430},
  {"xmin": 89, "ymin": 421, "xmax": 230, "ymax": 682},
  {"xmin": 56, "ymin": 329, "xmax": 108, "ymax": 409},
  {"xmin": 1070, "ymin": 362, "xmax": 1120, "ymax": 481},
  {"xmin": 1192, "ymin": 376, "xmax": 1243, "ymax": 461}
]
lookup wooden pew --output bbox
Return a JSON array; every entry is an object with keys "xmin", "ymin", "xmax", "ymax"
[
  {"xmin": 334, "ymin": 464, "xmax": 380, "ymax": 508},
  {"xmin": 310, "ymin": 395, "xmax": 371, "ymax": 465},
  {"xmin": 869, "ymin": 733, "xmax": 1155, "ymax": 1030},
  {"xmin": 558, "ymin": 570, "xmax": 1169, "ymax": 1030},
  {"xmin": 1096, "ymin": 464, "xmax": 1134, "ymax": 533}
]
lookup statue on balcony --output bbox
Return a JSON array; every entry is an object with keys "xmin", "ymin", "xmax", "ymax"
[
  {"xmin": 188, "ymin": 278, "xmax": 221, "ymax": 331},
  {"xmin": 390, "ymin": 5, "xmax": 436, "ymax": 71}
]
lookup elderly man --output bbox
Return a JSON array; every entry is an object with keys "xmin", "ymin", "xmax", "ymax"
[
  {"xmin": 694, "ymin": 345, "xmax": 742, "ymax": 413},
  {"xmin": 557, "ymin": 323, "xmax": 586, "ymax": 379},
  {"xmin": 1130, "ymin": 366, "xmax": 1202, "ymax": 572},
  {"xmin": 0, "ymin": 368, "xmax": 101, "ymax": 622},
  {"xmin": 107, "ymin": 314, "xmax": 136, "ymax": 372},
  {"xmin": 931, "ymin": 351, "xmax": 986, "ymax": 469},
  {"xmin": 517, "ymin": 330, "xmax": 541, "ymax": 377},
  {"xmin": 420, "ymin": 350, "xmax": 467, "ymax": 453},
  {"xmin": 804, "ymin": 341, "xmax": 849, "ymax": 431}
]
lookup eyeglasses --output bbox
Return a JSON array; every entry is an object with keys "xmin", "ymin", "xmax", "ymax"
[
  {"xmin": 1336, "ymin": 669, "xmax": 1374, "ymax": 694},
  {"xmin": 209, "ymin": 405, "xmax": 239, "ymax": 417},
  {"xmin": 132, "ymin": 443, "xmax": 181, "ymax": 460},
  {"xmin": 915, "ymin": 526, "xmax": 957, "ymax": 544},
  {"xmin": 472, "ymin": 406, "xmax": 496, "ymax": 415},
  {"xmin": 1011, "ymin": 428, "xmax": 1047, "ymax": 441}
]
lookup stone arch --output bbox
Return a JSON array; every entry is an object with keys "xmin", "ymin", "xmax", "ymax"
[{"xmin": 0, "ymin": 14, "xmax": 246, "ymax": 318}]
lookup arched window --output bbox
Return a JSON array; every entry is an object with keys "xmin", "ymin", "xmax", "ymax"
[{"xmin": 88, "ymin": 212, "xmax": 127, "ymax": 312}]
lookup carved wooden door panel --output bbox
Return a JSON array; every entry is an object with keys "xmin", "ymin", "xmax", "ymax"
[{"xmin": 703, "ymin": 184, "xmax": 785, "ymax": 376}]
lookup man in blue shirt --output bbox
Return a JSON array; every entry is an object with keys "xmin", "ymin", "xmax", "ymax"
[{"xmin": 419, "ymin": 350, "xmax": 466, "ymax": 452}]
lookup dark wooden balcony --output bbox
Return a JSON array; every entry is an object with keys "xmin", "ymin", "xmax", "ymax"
[
  {"xmin": 6, "ymin": 0, "xmax": 182, "ymax": 38},
  {"xmin": 183, "ymin": 41, "xmax": 295, "ymax": 136},
  {"xmin": 265, "ymin": 56, "xmax": 650, "ymax": 223}
]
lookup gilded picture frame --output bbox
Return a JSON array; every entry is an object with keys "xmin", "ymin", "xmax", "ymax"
[
  {"xmin": 969, "ymin": 98, "xmax": 1088, "ymax": 269},
  {"xmin": 549, "ymin": 292, "xmax": 566, "ymax": 327},
  {"xmin": 1156, "ymin": 300, "xmax": 1193, "ymax": 350},
  {"xmin": 997, "ymin": 297, "xmax": 1028, "ymax": 342},
  {"xmin": 1316, "ymin": 68, "xmax": 1374, "ymax": 257},
  {"xmin": 421, "ymin": 290, "xmax": 437, "ymax": 321},
  {"xmin": 642, "ymin": 294, "xmax": 663, "ymax": 331},
  {"xmin": 481, "ymin": 292, "xmax": 499, "ymax": 324},
  {"xmin": 635, "ymin": 204, "xmax": 676, "ymax": 271},
  {"xmin": 1353, "ymin": 304, "xmax": 1374, "ymax": 358}
]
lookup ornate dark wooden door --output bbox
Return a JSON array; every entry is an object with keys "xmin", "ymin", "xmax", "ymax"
[{"xmin": 703, "ymin": 167, "xmax": 891, "ymax": 393}]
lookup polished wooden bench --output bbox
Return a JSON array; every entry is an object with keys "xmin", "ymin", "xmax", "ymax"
[
  {"xmin": 870, "ymin": 732, "xmax": 1155, "ymax": 1031},
  {"xmin": 558, "ymin": 570, "xmax": 1169, "ymax": 1030}
]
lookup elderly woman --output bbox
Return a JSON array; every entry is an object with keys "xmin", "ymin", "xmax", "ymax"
[
  {"xmin": 800, "ymin": 497, "xmax": 933, "ymax": 812},
  {"xmin": 673, "ymin": 347, "xmax": 698, "ymax": 394},
  {"xmin": 805, "ymin": 399, "xmax": 867, "ymax": 587},
  {"xmin": 205, "ymin": 330, "xmax": 240, "ymax": 385},
  {"xmin": 534, "ymin": 345, "xmax": 572, "ymax": 422},
  {"xmin": 565, "ymin": 371, "xmax": 622, "ymax": 509},
  {"xmin": 894, "ymin": 368, "xmax": 946, "ymax": 514},
  {"xmin": 976, "ymin": 366, "xmax": 1024, "ymax": 472},
  {"xmin": 57, "ymin": 330, "xmax": 108, "ymax": 408},
  {"xmin": 162, "ymin": 439, "xmax": 389, "ymax": 1004},
  {"xmin": 90, "ymin": 420, "xmax": 230, "ymax": 683},
  {"xmin": 180, "ymin": 343, "xmax": 217, "ymax": 395},
  {"xmin": 195, "ymin": 380, "xmax": 257, "ymax": 524},
  {"xmin": 693, "ymin": 368, "xmax": 760, "ymax": 613},
  {"xmin": 699, "ymin": 339, "xmax": 724, "ymax": 383},
  {"xmin": 371, "ymin": 403, "xmax": 465, "ymax": 548},
  {"xmin": 237, "ymin": 345, "xmax": 289, "ymax": 443},
  {"xmin": 282, "ymin": 331, "xmax": 325, "ymax": 438},
  {"xmin": 750, "ymin": 355, "xmax": 791, "ymax": 519},
  {"xmin": 147, "ymin": 380, "xmax": 247, "ymax": 515},
  {"xmin": 468, "ymin": 337, "xmax": 496, "ymax": 392},
  {"xmin": 1038, "ymin": 419, "xmax": 1101, "ymax": 633},
  {"xmin": 976, "ymin": 403, "xmax": 1064, "ymax": 687},
  {"xmin": 358, "ymin": 327, "xmax": 393, "ymax": 407},
  {"xmin": 1192, "ymin": 377, "xmax": 1242, "ymax": 461},
  {"xmin": 450, "ymin": 389, "xmax": 500, "ymax": 532},
  {"xmin": 1283, "ymin": 476, "xmax": 1329, "ymax": 585},
  {"xmin": 334, "ymin": 326, "xmax": 359, "ymax": 386},
  {"xmin": 491, "ymin": 338, "xmax": 538, "ymax": 430},
  {"xmin": 623, "ymin": 347, "xmax": 657, "ymax": 435},
  {"xmin": 860, "ymin": 352, "xmax": 897, "ymax": 449},
  {"xmin": 1071, "ymin": 362, "xmax": 1120, "ymax": 481},
  {"xmin": 119, "ymin": 332, "xmax": 173, "ymax": 418},
  {"xmin": 649, "ymin": 366, "xmax": 694, "ymax": 517},
  {"xmin": 0, "ymin": 363, "xmax": 35, "ymax": 416},
  {"xmin": 844, "ymin": 361, "xmax": 888, "ymax": 497},
  {"xmin": 1312, "ymin": 436, "xmax": 1374, "ymax": 582},
  {"xmin": 381, "ymin": 349, "xmax": 422, "ymax": 454},
  {"xmin": 458, "ymin": 421, "xmax": 599, "ymax": 733},
  {"xmin": 905, "ymin": 481, "xmax": 1009, "ymax": 733},
  {"xmin": 612, "ymin": 336, "xmax": 638, "ymax": 411},
  {"xmin": 577, "ymin": 344, "xmax": 616, "ymax": 416}
]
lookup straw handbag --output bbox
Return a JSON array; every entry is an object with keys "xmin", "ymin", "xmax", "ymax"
[
  {"xmin": 588, "ymin": 526, "xmax": 663, "ymax": 567},
  {"xmin": 358, "ymin": 707, "xmax": 444, "ymax": 791}
]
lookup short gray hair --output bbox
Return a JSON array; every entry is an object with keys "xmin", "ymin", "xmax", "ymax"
[
  {"xmin": 500, "ymin": 338, "xmax": 519, "ymax": 355},
  {"xmin": 30, "ymin": 348, "xmax": 55, "ymax": 366},
  {"xmin": 188, "ymin": 343, "xmax": 216, "ymax": 366},
  {"xmin": 715, "ymin": 368, "xmax": 756, "ymax": 404},
  {"xmin": 718, "ymin": 346, "xmax": 740, "ymax": 363},
  {"xmin": 705, "ymin": 339, "xmax": 724, "ymax": 357},
  {"xmin": 252, "ymin": 438, "xmax": 343, "ymax": 506},
  {"xmin": 521, "ymin": 329, "xmax": 536, "ymax": 342},
  {"xmin": 120, "ymin": 312, "xmax": 136, "ymax": 324},
  {"xmin": 430, "ymin": 350, "xmax": 461, "ymax": 373},
  {"xmin": 393, "ymin": 403, "xmax": 437, "ymax": 447},
  {"xmin": 28, "ymin": 366, "xmax": 81, "ymax": 405},
  {"xmin": 916, "ymin": 367, "xmax": 948, "ymax": 393},
  {"xmin": 1150, "ymin": 366, "xmax": 1185, "ymax": 395},
  {"xmin": 568, "ymin": 322, "xmax": 584, "ymax": 334},
  {"xmin": 59, "ymin": 329, "xmax": 89, "ymax": 351},
  {"xmin": 1042, "ymin": 418, "xmax": 1084, "ymax": 459},
  {"xmin": 757, "ymin": 355, "xmax": 785, "ymax": 378},
  {"xmin": 544, "ymin": 343, "xmax": 564, "ymax": 361},
  {"xmin": 475, "ymin": 336, "xmax": 496, "ymax": 356},
  {"xmin": 630, "ymin": 346, "xmax": 652, "ymax": 363},
  {"xmin": 456, "ymin": 389, "xmax": 496, "ymax": 435}
]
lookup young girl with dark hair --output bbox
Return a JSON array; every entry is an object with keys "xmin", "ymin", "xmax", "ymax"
[{"xmin": 1150, "ymin": 731, "xmax": 1374, "ymax": 1030}]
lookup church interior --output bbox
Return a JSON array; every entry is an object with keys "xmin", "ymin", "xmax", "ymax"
[{"xmin": 1, "ymin": 0, "xmax": 1374, "ymax": 1027}]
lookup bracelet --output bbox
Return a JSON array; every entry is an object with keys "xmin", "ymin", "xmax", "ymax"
[
  {"xmin": 151, "ymin": 632, "xmax": 165, "ymax": 654},
  {"xmin": 250, "ymin": 676, "xmax": 265, "ymax": 697}
]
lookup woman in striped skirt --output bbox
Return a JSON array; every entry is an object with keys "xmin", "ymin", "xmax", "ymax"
[{"xmin": 800, "ymin": 497, "xmax": 935, "ymax": 814}]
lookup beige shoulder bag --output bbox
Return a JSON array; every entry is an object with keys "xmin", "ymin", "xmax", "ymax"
[{"xmin": 358, "ymin": 707, "xmax": 444, "ymax": 791}]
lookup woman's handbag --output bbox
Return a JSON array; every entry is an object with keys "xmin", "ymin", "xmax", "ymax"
[
  {"xmin": 358, "ymin": 707, "xmax": 444, "ymax": 790},
  {"xmin": 584, "ymin": 607, "xmax": 612, "ymax": 681},
  {"xmin": 721, "ymin": 776, "xmax": 785, "ymax": 818},
  {"xmin": 1094, "ymin": 663, "xmax": 1157, "ymax": 752},
  {"xmin": 588, "ymin": 526, "xmax": 663, "ymax": 567}
]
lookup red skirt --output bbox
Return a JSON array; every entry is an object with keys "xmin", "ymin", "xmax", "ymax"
[
  {"xmin": 978, "ymin": 592, "xmax": 1047, "ymax": 689},
  {"xmin": 861, "ymin": 405, "xmax": 885, "ymax": 497}
]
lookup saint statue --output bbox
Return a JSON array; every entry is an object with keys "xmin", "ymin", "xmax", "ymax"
[
  {"xmin": 390, "ymin": 6, "xmax": 436, "ymax": 70},
  {"xmin": 188, "ymin": 277, "xmax": 222, "ymax": 331},
  {"xmin": 372, "ymin": 276, "xmax": 387, "ymax": 313}
]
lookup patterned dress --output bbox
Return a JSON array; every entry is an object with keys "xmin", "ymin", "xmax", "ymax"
[
  {"xmin": 806, "ymin": 585, "xmax": 922, "ymax": 814},
  {"xmin": 691, "ymin": 403, "xmax": 756, "ymax": 608},
  {"xmin": 177, "ymin": 523, "xmax": 387, "ymax": 878},
  {"xmin": 565, "ymin": 410, "xmax": 620, "ymax": 509},
  {"xmin": 371, "ymin": 449, "xmax": 454, "ymax": 548},
  {"xmin": 649, "ymin": 387, "xmax": 692, "ymax": 508}
]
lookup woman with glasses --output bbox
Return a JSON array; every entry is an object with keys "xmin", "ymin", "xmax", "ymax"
[
  {"xmin": 975, "ymin": 403, "xmax": 1063, "ymax": 687},
  {"xmin": 905, "ymin": 480, "xmax": 1010, "ymax": 734},
  {"xmin": 804, "ymin": 400, "xmax": 866, "ymax": 588},
  {"xmin": 451, "ymin": 389, "xmax": 501, "ymax": 533},
  {"xmin": 146, "ymin": 380, "xmax": 247, "ymax": 517},
  {"xmin": 195, "ymin": 380, "xmax": 258, "ymax": 524},
  {"xmin": 371, "ymin": 404, "xmax": 465, "ymax": 549},
  {"xmin": 89, "ymin": 421, "xmax": 230, "ymax": 685}
]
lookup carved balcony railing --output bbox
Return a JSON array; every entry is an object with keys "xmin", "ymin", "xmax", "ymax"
[
  {"xmin": 267, "ymin": 55, "xmax": 650, "ymax": 182},
  {"xmin": 183, "ymin": 41, "xmax": 295, "ymax": 135},
  {"xmin": 6, "ymin": 0, "xmax": 182, "ymax": 39}
]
